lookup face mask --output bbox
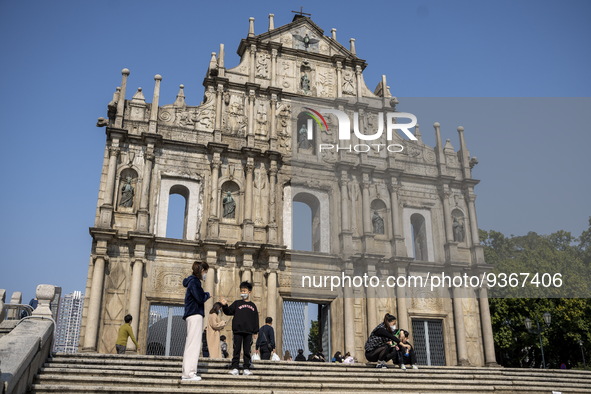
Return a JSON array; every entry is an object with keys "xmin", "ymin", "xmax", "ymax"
[
  {"xmin": 391, "ymin": 324, "xmax": 397, "ymax": 330},
  {"xmin": 240, "ymin": 293, "xmax": 248, "ymax": 300},
  {"xmin": 202, "ymin": 274, "xmax": 207, "ymax": 281}
]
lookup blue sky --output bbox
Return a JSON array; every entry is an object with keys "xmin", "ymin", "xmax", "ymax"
[{"xmin": 0, "ymin": 0, "xmax": 590, "ymax": 303}]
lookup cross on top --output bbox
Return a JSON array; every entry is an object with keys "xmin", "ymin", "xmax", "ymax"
[{"xmin": 291, "ymin": 6, "xmax": 312, "ymax": 17}]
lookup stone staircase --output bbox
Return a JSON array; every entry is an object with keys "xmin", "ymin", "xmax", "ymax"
[{"xmin": 30, "ymin": 353, "xmax": 591, "ymax": 393}]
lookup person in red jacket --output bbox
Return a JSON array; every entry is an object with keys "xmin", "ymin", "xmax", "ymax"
[{"xmin": 221, "ymin": 281, "xmax": 259, "ymax": 376}]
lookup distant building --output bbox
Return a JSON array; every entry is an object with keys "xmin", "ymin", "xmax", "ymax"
[{"xmin": 54, "ymin": 291, "xmax": 83, "ymax": 353}]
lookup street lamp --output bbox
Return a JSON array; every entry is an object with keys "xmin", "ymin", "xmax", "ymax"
[{"xmin": 525, "ymin": 312, "xmax": 551, "ymax": 368}]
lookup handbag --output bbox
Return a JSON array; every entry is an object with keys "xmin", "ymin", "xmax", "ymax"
[{"xmin": 260, "ymin": 329, "xmax": 274, "ymax": 352}]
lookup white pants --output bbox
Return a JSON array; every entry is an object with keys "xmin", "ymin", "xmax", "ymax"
[{"xmin": 182, "ymin": 314, "xmax": 204, "ymax": 378}]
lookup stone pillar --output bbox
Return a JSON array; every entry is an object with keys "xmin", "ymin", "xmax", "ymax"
[
  {"xmin": 355, "ymin": 65, "xmax": 362, "ymax": 99},
  {"xmin": 266, "ymin": 255, "xmax": 279, "ymax": 322},
  {"xmin": 8, "ymin": 291, "xmax": 22, "ymax": 319},
  {"xmin": 137, "ymin": 143, "xmax": 155, "ymax": 232},
  {"xmin": 366, "ymin": 266, "xmax": 377, "ymax": 334},
  {"xmin": 115, "ymin": 68, "xmax": 130, "ymax": 129},
  {"xmin": 148, "ymin": 74, "xmax": 161, "ymax": 134},
  {"xmin": 388, "ymin": 179, "xmax": 407, "ymax": 257},
  {"xmin": 99, "ymin": 137, "xmax": 121, "ymax": 228},
  {"xmin": 204, "ymin": 248, "xmax": 218, "ymax": 323},
  {"xmin": 267, "ymin": 159, "xmax": 278, "ymax": 243},
  {"xmin": 340, "ymin": 170, "xmax": 350, "ymax": 232},
  {"xmin": 32, "ymin": 285, "xmax": 55, "ymax": 319},
  {"xmin": 335, "ymin": 61, "xmax": 343, "ymax": 97},
  {"xmin": 465, "ymin": 191, "xmax": 481, "ymax": 245},
  {"xmin": 361, "ymin": 174, "xmax": 371, "ymax": 234},
  {"xmin": 249, "ymin": 43, "xmax": 256, "ymax": 82},
  {"xmin": 128, "ymin": 258, "xmax": 144, "ymax": 351},
  {"xmin": 343, "ymin": 264, "xmax": 356, "ymax": 356},
  {"xmin": 395, "ymin": 265, "xmax": 409, "ymax": 331},
  {"xmin": 452, "ymin": 279, "xmax": 470, "ymax": 366},
  {"xmin": 211, "ymin": 155, "xmax": 221, "ymax": 218},
  {"xmin": 440, "ymin": 185, "xmax": 454, "ymax": 243},
  {"xmin": 247, "ymin": 89, "xmax": 255, "ymax": 146},
  {"xmin": 215, "ymin": 83, "xmax": 224, "ymax": 131},
  {"xmin": 479, "ymin": 287, "xmax": 498, "ymax": 366},
  {"xmin": 269, "ymin": 93, "xmax": 277, "ymax": 141},
  {"xmin": 0, "ymin": 289, "xmax": 5, "ymax": 324},
  {"xmin": 244, "ymin": 158, "xmax": 254, "ymax": 221},
  {"xmin": 83, "ymin": 254, "xmax": 107, "ymax": 350},
  {"xmin": 270, "ymin": 49, "xmax": 278, "ymax": 87}
]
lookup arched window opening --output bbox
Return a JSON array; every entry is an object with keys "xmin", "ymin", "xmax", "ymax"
[
  {"xmin": 411, "ymin": 213, "xmax": 428, "ymax": 261},
  {"xmin": 293, "ymin": 193, "xmax": 321, "ymax": 252},
  {"xmin": 166, "ymin": 185, "xmax": 189, "ymax": 239}
]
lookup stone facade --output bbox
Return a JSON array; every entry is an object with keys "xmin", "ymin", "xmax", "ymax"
[{"xmin": 80, "ymin": 14, "xmax": 496, "ymax": 366}]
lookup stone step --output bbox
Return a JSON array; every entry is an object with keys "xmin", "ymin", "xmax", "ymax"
[
  {"xmin": 33, "ymin": 373, "xmax": 591, "ymax": 393},
  {"xmin": 31, "ymin": 354, "xmax": 591, "ymax": 394},
  {"xmin": 37, "ymin": 366, "xmax": 591, "ymax": 386}
]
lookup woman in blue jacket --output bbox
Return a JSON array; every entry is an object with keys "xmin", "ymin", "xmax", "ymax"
[{"xmin": 181, "ymin": 261, "xmax": 210, "ymax": 381}]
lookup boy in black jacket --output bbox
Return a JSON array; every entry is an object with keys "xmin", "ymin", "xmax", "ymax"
[{"xmin": 221, "ymin": 281, "xmax": 259, "ymax": 375}]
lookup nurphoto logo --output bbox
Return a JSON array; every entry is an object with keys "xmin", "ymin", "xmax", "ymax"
[{"xmin": 301, "ymin": 107, "xmax": 418, "ymax": 153}]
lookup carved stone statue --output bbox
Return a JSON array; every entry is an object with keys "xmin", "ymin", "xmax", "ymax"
[
  {"xmin": 343, "ymin": 71, "xmax": 355, "ymax": 95},
  {"xmin": 372, "ymin": 211, "xmax": 384, "ymax": 234},
  {"xmin": 119, "ymin": 176, "xmax": 134, "ymax": 208},
  {"xmin": 222, "ymin": 191, "xmax": 236, "ymax": 219},
  {"xmin": 297, "ymin": 123, "xmax": 312, "ymax": 150},
  {"xmin": 453, "ymin": 217, "xmax": 465, "ymax": 242},
  {"xmin": 300, "ymin": 73, "xmax": 310, "ymax": 93}
]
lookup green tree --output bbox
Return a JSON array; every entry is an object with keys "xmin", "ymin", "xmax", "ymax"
[
  {"xmin": 481, "ymin": 221, "xmax": 591, "ymax": 369},
  {"xmin": 308, "ymin": 320, "xmax": 321, "ymax": 354}
]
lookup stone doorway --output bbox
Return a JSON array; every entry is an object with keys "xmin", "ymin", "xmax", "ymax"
[
  {"xmin": 411, "ymin": 318, "xmax": 446, "ymax": 366},
  {"xmin": 282, "ymin": 300, "xmax": 331, "ymax": 360},
  {"xmin": 146, "ymin": 304, "xmax": 186, "ymax": 356}
]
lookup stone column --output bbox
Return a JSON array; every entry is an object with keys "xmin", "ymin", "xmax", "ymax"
[
  {"xmin": 270, "ymin": 49, "xmax": 277, "ymax": 87},
  {"xmin": 366, "ymin": 266, "xmax": 377, "ymax": 334},
  {"xmin": 148, "ymin": 74, "xmax": 161, "ymax": 134},
  {"xmin": 215, "ymin": 83, "xmax": 224, "ymax": 130},
  {"xmin": 266, "ymin": 255, "xmax": 279, "ymax": 322},
  {"xmin": 249, "ymin": 43, "xmax": 256, "ymax": 83},
  {"xmin": 267, "ymin": 159, "xmax": 278, "ymax": 243},
  {"xmin": 211, "ymin": 156, "xmax": 221, "ymax": 218},
  {"xmin": 115, "ymin": 68, "xmax": 130, "ymax": 129},
  {"xmin": 465, "ymin": 190, "xmax": 481, "ymax": 245},
  {"xmin": 452, "ymin": 279, "xmax": 470, "ymax": 366},
  {"xmin": 395, "ymin": 265, "xmax": 409, "ymax": 331},
  {"xmin": 479, "ymin": 287, "xmax": 498, "ymax": 366},
  {"xmin": 0, "ymin": 289, "xmax": 5, "ymax": 324},
  {"xmin": 440, "ymin": 185, "xmax": 454, "ymax": 243},
  {"xmin": 340, "ymin": 170, "xmax": 350, "ymax": 232},
  {"xmin": 247, "ymin": 89, "xmax": 255, "ymax": 147},
  {"xmin": 361, "ymin": 174, "xmax": 371, "ymax": 234},
  {"xmin": 343, "ymin": 263, "xmax": 356, "ymax": 356},
  {"xmin": 335, "ymin": 61, "xmax": 343, "ymax": 97},
  {"xmin": 269, "ymin": 94, "xmax": 277, "ymax": 141},
  {"xmin": 128, "ymin": 258, "xmax": 144, "ymax": 351},
  {"xmin": 83, "ymin": 255, "xmax": 107, "ymax": 350},
  {"xmin": 388, "ymin": 179, "xmax": 406, "ymax": 257},
  {"xmin": 355, "ymin": 65, "xmax": 362, "ymax": 99},
  {"xmin": 204, "ymin": 248, "xmax": 217, "ymax": 324},
  {"xmin": 244, "ymin": 158, "xmax": 254, "ymax": 221},
  {"xmin": 137, "ymin": 144, "xmax": 155, "ymax": 232}
]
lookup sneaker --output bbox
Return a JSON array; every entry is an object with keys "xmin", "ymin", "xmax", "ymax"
[
  {"xmin": 375, "ymin": 361, "xmax": 387, "ymax": 369},
  {"xmin": 400, "ymin": 364, "xmax": 407, "ymax": 370},
  {"xmin": 243, "ymin": 369, "xmax": 253, "ymax": 375},
  {"xmin": 229, "ymin": 368, "xmax": 239, "ymax": 375},
  {"xmin": 181, "ymin": 375, "xmax": 202, "ymax": 381},
  {"xmin": 411, "ymin": 365, "xmax": 419, "ymax": 369}
]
